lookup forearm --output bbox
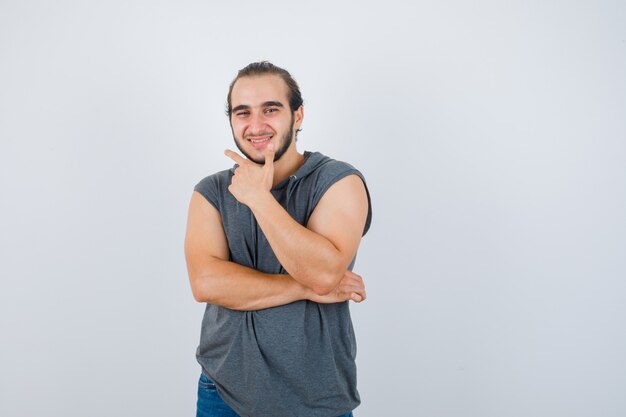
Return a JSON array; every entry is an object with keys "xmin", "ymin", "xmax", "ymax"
[
  {"xmin": 189, "ymin": 257, "xmax": 316, "ymax": 311},
  {"xmin": 249, "ymin": 193, "xmax": 345, "ymax": 295},
  {"xmin": 224, "ymin": 151, "xmax": 368, "ymax": 297}
]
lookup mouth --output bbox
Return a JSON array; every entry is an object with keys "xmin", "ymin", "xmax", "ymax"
[{"xmin": 246, "ymin": 135, "xmax": 273, "ymax": 149}]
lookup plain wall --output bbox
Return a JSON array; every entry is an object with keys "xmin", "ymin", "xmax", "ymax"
[{"xmin": 1, "ymin": 1, "xmax": 625, "ymax": 416}]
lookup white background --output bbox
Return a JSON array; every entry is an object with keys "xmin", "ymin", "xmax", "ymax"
[{"xmin": 1, "ymin": 1, "xmax": 625, "ymax": 416}]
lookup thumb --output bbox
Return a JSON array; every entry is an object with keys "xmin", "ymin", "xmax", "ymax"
[{"xmin": 264, "ymin": 143, "xmax": 275, "ymax": 167}]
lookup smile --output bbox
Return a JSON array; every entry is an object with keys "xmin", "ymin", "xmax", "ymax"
[
  {"xmin": 249, "ymin": 137, "xmax": 271, "ymax": 143},
  {"xmin": 246, "ymin": 135, "xmax": 273, "ymax": 149}
]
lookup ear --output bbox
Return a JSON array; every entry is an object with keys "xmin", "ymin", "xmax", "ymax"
[{"xmin": 294, "ymin": 105, "xmax": 304, "ymax": 129}]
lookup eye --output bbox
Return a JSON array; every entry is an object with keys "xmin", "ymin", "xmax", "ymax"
[
  {"xmin": 265, "ymin": 108, "xmax": 278, "ymax": 114},
  {"xmin": 235, "ymin": 111, "xmax": 250, "ymax": 117}
]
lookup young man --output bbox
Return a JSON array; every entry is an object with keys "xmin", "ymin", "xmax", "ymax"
[{"xmin": 184, "ymin": 62, "xmax": 372, "ymax": 417}]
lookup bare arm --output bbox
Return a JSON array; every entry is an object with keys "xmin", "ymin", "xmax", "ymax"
[
  {"xmin": 185, "ymin": 191, "xmax": 310, "ymax": 310},
  {"xmin": 249, "ymin": 175, "xmax": 368, "ymax": 295},
  {"xmin": 225, "ymin": 147, "xmax": 369, "ymax": 296},
  {"xmin": 184, "ymin": 191, "xmax": 366, "ymax": 310}
]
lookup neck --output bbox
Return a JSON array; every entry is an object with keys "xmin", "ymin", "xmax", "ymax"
[{"xmin": 272, "ymin": 149, "xmax": 305, "ymax": 187}]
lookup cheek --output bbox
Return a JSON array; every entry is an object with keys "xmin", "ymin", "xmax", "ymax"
[
  {"xmin": 231, "ymin": 123, "xmax": 246, "ymax": 138},
  {"xmin": 273, "ymin": 121, "xmax": 289, "ymax": 133}
]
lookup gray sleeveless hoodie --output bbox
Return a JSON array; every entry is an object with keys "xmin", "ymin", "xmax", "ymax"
[{"xmin": 193, "ymin": 151, "xmax": 372, "ymax": 417}]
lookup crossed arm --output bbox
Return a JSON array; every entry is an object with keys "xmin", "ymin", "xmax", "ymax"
[{"xmin": 184, "ymin": 148, "xmax": 369, "ymax": 311}]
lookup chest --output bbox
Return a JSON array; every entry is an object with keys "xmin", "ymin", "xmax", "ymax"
[{"xmin": 220, "ymin": 184, "xmax": 315, "ymax": 273}]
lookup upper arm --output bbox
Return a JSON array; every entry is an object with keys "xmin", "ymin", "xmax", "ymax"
[
  {"xmin": 306, "ymin": 174, "xmax": 369, "ymax": 269},
  {"xmin": 184, "ymin": 191, "xmax": 229, "ymax": 284}
]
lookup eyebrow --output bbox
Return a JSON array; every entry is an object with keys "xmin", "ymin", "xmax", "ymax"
[
  {"xmin": 262, "ymin": 101, "xmax": 284, "ymax": 108},
  {"xmin": 231, "ymin": 101, "xmax": 285, "ymax": 114}
]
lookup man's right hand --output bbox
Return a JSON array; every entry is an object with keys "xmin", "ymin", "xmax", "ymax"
[{"xmin": 310, "ymin": 270, "xmax": 367, "ymax": 304}]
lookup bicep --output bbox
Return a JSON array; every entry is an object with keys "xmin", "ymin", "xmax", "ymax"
[
  {"xmin": 306, "ymin": 175, "xmax": 369, "ymax": 267},
  {"xmin": 184, "ymin": 191, "xmax": 229, "ymax": 278}
]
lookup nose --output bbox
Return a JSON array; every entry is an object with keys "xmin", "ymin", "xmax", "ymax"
[{"xmin": 249, "ymin": 112, "xmax": 267, "ymax": 134}]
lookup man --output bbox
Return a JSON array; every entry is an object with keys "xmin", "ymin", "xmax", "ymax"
[{"xmin": 184, "ymin": 62, "xmax": 372, "ymax": 417}]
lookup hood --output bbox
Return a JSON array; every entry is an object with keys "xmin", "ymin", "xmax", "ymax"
[
  {"xmin": 290, "ymin": 151, "xmax": 331, "ymax": 180},
  {"xmin": 272, "ymin": 151, "xmax": 331, "ymax": 190}
]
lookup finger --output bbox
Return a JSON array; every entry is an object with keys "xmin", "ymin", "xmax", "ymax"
[
  {"xmin": 264, "ymin": 143, "xmax": 275, "ymax": 167},
  {"xmin": 350, "ymin": 288, "xmax": 366, "ymax": 301},
  {"xmin": 339, "ymin": 282, "xmax": 365, "ymax": 299},
  {"xmin": 347, "ymin": 270, "xmax": 362, "ymax": 279},
  {"xmin": 224, "ymin": 149, "xmax": 247, "ymax": 165},
  {"xmin": 343, "ymin": 271, "xmax": 362, "ymax": 284},
  {"xmin": 351, "ymin": 293, "xmax": 363, "ymax": 302},
  {"xmin": 341, "ymin": 274, "xmax": 365, "ymax": 290},
  {"xmin": 339, "ymin": 280, "xmax": 364, "ymax": 293}
]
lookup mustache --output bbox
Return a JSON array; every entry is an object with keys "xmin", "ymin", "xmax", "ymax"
[{"xmin": 244, "ymin": 132, "xmax": 274, "ymax": 139}]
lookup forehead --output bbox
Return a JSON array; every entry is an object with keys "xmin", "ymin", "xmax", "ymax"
[{"xmin": 231, "ymin": 74, "xmax": 290, "ymax": 106}]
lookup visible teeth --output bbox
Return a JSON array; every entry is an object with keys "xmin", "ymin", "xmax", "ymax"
[{"xmin": 250, "ymin": 138, "xmax": 270, "ymax": 143}]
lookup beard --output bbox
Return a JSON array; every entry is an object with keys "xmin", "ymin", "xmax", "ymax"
[{"xmin": 232, "ymin": 114, "xmax": 295, "ymax": 164}]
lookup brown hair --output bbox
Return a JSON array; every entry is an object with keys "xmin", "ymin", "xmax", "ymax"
[{"xmin": 226, "ymin": 61, "xmax": 304, "ymax": 117}]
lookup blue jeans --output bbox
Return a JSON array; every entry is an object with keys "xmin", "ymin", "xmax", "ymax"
[{"xmin": 196, "ymin": 373, "xmax": 354, "ymax": 417}]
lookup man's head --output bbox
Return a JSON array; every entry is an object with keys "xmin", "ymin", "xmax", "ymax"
[{"xmin": 226, "ymin": 62, "xmax": 304, "ymax": 164}]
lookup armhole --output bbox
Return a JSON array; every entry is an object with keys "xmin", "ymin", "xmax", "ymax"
[
  {"xmin": 309, "ymin": 169, "xmax": 373, "ymax": 236},
  {"xmin": 193, "ymin": 177, "xmax": 221, "ymax": 213}
]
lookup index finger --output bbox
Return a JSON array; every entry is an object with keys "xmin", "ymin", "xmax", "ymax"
[
  {"xmin": 224, "ymin": 149, "xmax": 247, "ymax": 165},
  {"xmin": 264, "ymin": 143, "xmax": 275, "ymax": 167}
]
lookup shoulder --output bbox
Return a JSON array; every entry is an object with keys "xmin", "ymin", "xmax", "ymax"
[
  {"xmin": 195, "ymin": 168, "xmax": 233, "ymax": 189},
  {"xmin": 193, "ymin": 168, "xmax": 234, "ymax": 209},
  {"xmin": 306, "ymin": 152, "xmax": 373, "ymax": 236},
  {"xmin": 306, "ymin": 152, "xmax": 367, "ymax": 185}
]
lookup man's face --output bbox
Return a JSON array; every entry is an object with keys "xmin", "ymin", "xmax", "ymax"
[{"xmin": 229, "ymin": 74, "xmax": 302, "ymax": 164}]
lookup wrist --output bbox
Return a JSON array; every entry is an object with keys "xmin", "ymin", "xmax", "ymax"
[
  {"xmin": 295, "ymin": 279, "xmax": 317, "ymax": 302},
  {"xmin": 248, "ymin": 190, "xmax": 275, "ymax": 213}
]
